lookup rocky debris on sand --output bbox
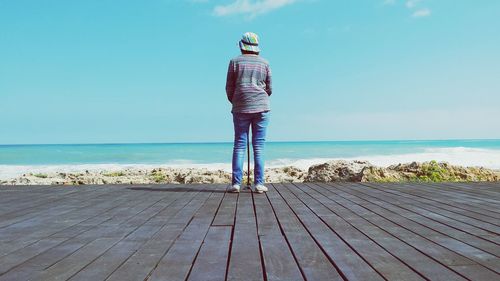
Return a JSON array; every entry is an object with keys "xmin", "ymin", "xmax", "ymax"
[
  {"xmin": 1, "ymin": 160, "xmax": 499, "ymax": 185},
  {"xmin": 306, "ymin": 160, "xmax": 500, "ymax": 183},
  {"xmin": 386, "ymin": 161, "xmax": 500, "ymax": 182},
  {"xmin": 266, "ymin": 166, "xmax": 307, "ymax": 183},
  {"xmin": 305, "ymin": 160, "xmax": 371, "ymax": 182},
  {"xmin": 358, "ymin": 166, "xmax": 405, "ymax": 182},
  {"xmin": 148, "ymin": 168, "xmax": 231, "ymax": 184}
]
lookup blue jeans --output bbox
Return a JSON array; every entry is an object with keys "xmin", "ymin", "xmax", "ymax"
[{"xmin": 232, "ymin": 111, "xmax": 270, "ymax": 185}]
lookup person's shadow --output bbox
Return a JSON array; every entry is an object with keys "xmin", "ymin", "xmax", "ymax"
[{"xmin": 127, "ymin": 186, "xmax": 227, "ymax": 193}]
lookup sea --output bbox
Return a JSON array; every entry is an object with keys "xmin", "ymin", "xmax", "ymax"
[{"xmin": 1, "ymin": 139, "xmax": 500, "ymax": 180}]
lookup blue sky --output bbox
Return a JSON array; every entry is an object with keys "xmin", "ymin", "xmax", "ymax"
[{"xmin": 1, "ymin": 0, "xmax": 499, "ymax": 144}]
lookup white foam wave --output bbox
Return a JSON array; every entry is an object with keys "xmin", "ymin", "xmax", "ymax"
[
  {"xmin": 359, "ymin": 147, "xmax": 500, "ymax": 169},
  {"xmin": 266, "ymin": 147, "xmax": 500, "ymax": 170},
  {"xmin": 1, "ymin": 147, "xmax": 499, "ymax": 180}
]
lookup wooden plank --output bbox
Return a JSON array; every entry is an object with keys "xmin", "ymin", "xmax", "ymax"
[
  {"xmin": 0, "ymin": 183, "xmax": 497, "ymax": 281},
  {"xmin": 409, "ymin": 182, "xmax": 500, "ymax": 216},
  {"xmin": 0, "ymin": 238, "xmax": 89, "ymax": 281},
  {"xmin": 0, "ymin": 186, "xmax": 177, "ymax": 280},
  {"xmin": 0, "ymin": 190, "xmax": 150, "ymax": 278},
  {"xmin": 0, "ymin": 187, "xmax": 92, "ymax": 217},
  {"xmin": 226, "ymin": 191, "xmax": 264, "ymax": 281},
  {"xmin": 287, "ymin": 183, "xmax": 425, "ymax": 281},
  {"xmin": 253, "ymin": 189, "xmax": 304, "ymax": 281},
  {"xmin": 37, "ymin": 237, "xmax": 121, "ymax": 281},
  {"xmin": 276, "ymin": 183, "xmax": 385, "ymax": 281},
  {"xmin": 0, "ymin": 238, "xmax": 66, "ymax": 275},
  {"xmin": 349, "ymin": 183, "xmax": 500, "ymax": 256},
  {"xmin": 67, "ymin": 189, "xmax": 189, "ymax": 281},
  {"xmin": 67, "ymin": 240, "xmax": 143, "ymax": 281},
  {"xmin": 367, "ymin": 182, "xmax": 500, "ymax": 226},
  {"xmin": 254, "ymin": 190, "xmax": 282, "ymax": 236},
  {"xmin": 316, "ymin": 183, "xmax": 499, "ymax": 280},
  {"xmin": 267, "ymin": 184, "xmax": 343, "ymax": 280},
  {"xmin": 0, "ymin": 187, "xmax": 112, "ymax": 229},
  {"xmin": 187, "ymin": 226, "xmax": 232, "ymax": 281},
  {"xmin": 105, "ymin": 186, "xmax": 213, "ymax": 281},
  {"xmin": 431, "ymin": 182, "xmax": 500, "ymax": 206},
  {"xmin": 147, "ymin": 191, "xmax": 225, "ymax": 281},
  {"xmin": 332, "ymin": 182, "xmax": 500, "ymax": 275},
  {"xmin": 212, "ymin": 191, "xmax": 238, "ymax": 226},
  {"xmin": 407, "ymin": 181, "xmax": 500, "ymax": 211},
  {"xmin": 393, "ymin": 181, "xmax": 500, "ymax": 204},
  {"xmin": 0, "ymin": 188, "xmax": 137, "ymax": 256},
  {"xmin": 304, "ymin": 183, "xmax": 468, "ymax": 281},
  {"xmin": 353, "ymin": 186, "xmax": 500, "ymax": 245}
]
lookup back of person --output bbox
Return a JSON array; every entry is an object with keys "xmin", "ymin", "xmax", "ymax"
[
  {"xmin": 226, "ymin": 54, "xmax": 272, "ymax": 114},
  {"xmin": 226, "ymin": 32, "xmax": 273, "ymax": 194}
]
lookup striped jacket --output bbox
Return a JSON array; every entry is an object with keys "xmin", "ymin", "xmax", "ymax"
[{"xmin": 225, "ymin": 54, "xmax": 272, "ymax": 113}]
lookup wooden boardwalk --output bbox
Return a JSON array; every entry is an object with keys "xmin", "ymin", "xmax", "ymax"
[{"xmin": 0, "ymin": 182, "xmax": 499, "ymax": 281}]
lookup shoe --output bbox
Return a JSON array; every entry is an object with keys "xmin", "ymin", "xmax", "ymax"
[
  {"xmin": 254, "ymin": 184, "xmax": 268, "ymax": 194},
  {"xmin": 228, "ymin": 184, "xmax": 240, "ymax": 193}
]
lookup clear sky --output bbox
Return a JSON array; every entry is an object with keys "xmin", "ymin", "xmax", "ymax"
[{"xmin": 1, "ymin": 0, "xmax": 499, "ymax": 144}]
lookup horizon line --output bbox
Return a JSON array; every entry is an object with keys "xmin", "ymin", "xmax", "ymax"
[{"xmin": 1, "ymin": 138, "xmax": 500, "ymax": 146}]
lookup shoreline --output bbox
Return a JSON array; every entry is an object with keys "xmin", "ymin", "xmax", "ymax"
[
  {"xmin": 1, "ymin": 160, "xmax": 499, "ymax": 185},
  {"xmin": 2, "ymin": 147, "xmax": 500, "ymax": 181}
]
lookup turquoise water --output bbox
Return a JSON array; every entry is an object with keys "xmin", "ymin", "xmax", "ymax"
[{"xmin": 1, "ymin": 139, "xmax": 499, "ymax": 165}]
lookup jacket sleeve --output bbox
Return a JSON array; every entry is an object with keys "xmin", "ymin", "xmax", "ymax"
[
  {"xmin": 225, "ymin": 60, "xmax": 235, "ymax": 103},
  {"xmin": 265, "ymin": 64, "xmax": 272, "ymax": 96}
]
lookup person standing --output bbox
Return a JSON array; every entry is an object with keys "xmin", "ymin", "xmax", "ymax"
[{"xmin": 226, "ymin": 32, "xmax": 272, "ymax": 193}]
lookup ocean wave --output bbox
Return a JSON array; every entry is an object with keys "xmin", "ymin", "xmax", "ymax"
[
  {"xmin": 1, "ymin": 147, "xmax": 499, "ymax": 180},
  {"xmin": 266, "ymin": 147, "xmax": 500, "ymax": 170},
  {"xmin": 363, "ymin": 147, "xmax": 500, "ymax": 169}
]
